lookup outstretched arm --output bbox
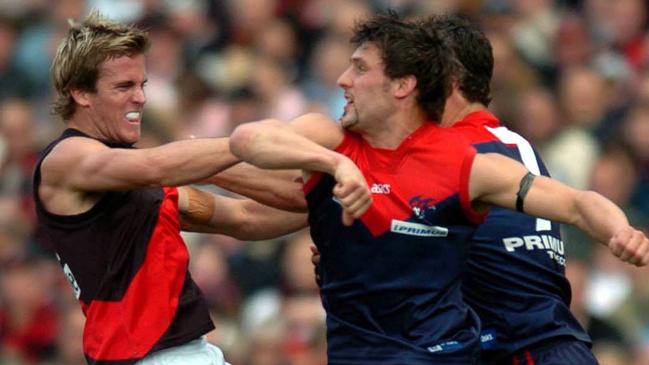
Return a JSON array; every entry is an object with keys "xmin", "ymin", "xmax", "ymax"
[
  {"xmin": 470, "ymin": 153, "xmax": 649, "ymax": 266},
  {"xmin": 229, "ymin": 113, "xmax": 372, "ymax": 226},
  {"xmin": 178, "ymin": 186, "xmax": 307, "ymax": 240},
  {"xmin": 43, "ymin": 136, "xmax": 238, "ymax": 192}
]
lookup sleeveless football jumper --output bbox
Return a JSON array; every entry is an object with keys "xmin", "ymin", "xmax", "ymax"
[
  {"xmin": 453, "ymin": 111, "xmax": 591, "ymax": 364},
  {"xmin": 304, "ymin": 123, "xmax": 484, "ymax": 364},
  {"xmin": 33, "ymin": 129, "xmax": 214, "ymax": 365}
]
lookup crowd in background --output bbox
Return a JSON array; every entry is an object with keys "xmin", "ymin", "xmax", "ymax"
[{"xmin": 0, "ymin": 0, "xmax": 649, "ymax": 364}]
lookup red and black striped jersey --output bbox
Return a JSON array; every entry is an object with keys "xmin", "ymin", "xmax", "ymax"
[{"xmin": 33, "ymin": 129, "xmax": 214, "ymax": 365}]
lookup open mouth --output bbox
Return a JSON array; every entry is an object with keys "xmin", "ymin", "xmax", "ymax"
[
  {"xmin": 343, "ymin": 93, "xmax": 354, "ymax": 111},
  {"xmin": 125, "ymin": 111, "xmax": 141, "ymax": 124}
]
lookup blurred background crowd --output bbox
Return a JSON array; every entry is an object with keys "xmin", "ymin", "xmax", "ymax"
[{"xmin": 0, "ymin": 0, "xmax": 648, "ymax": 364}]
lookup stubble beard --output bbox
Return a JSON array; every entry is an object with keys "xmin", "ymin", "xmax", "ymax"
[{"xmin": 340, "ymin": 105, "xmax": 359, "ymax": 129}]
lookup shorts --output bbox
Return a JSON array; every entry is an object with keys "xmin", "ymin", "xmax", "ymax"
[
  {"xmin": 136, "ymin": 337, "xmax": 230, "ymax": 365},
  {"xmin": 504, "ymin": 338, "xmax": 598, "ymax": 365}
]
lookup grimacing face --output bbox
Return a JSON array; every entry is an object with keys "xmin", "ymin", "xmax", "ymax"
[
  {"xmin": 336, "ymin": 42, "xmax": 395, "ymax": 131},
  {"xmin": 84, "ymin": 54, "xmax": 147, "ymax": 145}
]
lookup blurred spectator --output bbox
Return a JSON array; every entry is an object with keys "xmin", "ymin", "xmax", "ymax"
[
  {"xmin": 301, "ymin": 34, "xmax": 350, "ymax": 119},
  {"xmin": 510, "ymin": 0, "xmax": 561, "ymax": 80},
  {"xmin": 47, "ymin": 306, "xmax": 85, "ymax": 365},
  {"xmin": 0, "ymin": 18, "xmax": 34, "ymax": 101},
  {"xmin": 0, "ymin": 258, "xmax": 59, "ymax": 364},
  {"xmin": 553, "ymin": 12, "xmax": 593, "ymax": 71},
  {"xmin": 620, "ymin": 103, "xmax": 649, "ymax": 216},
  {"xmin": 249, "ymin": 56, "xmax": 307, "ymax": 121},
  {"xmin": 544, "ymin": 66, "xmax": 603, "ymax": 189},
  {"xmin": 280, "ymin": 230, "xmax": 319, "ymax": 295},
  {"xmin": 142, "ymin": 19, "xmax": 183, "ymax": 114},
  {"xmin": 175, "ymin": 70, "xmax": 231, "ymax": 137},
  {"xmin": 0, "ymin": 99, "xmax": 38, "ymax": 208},
  {"xmin": 511, "ymin": 86, "xmax": 561, "ymax": 148},
  {"xmin": 191, "ymin": 239, "xmax": 242, "ymax": 317},
  {"xmin": 0, "ymin": 195, "xmax": 32, "ymax": 265}
]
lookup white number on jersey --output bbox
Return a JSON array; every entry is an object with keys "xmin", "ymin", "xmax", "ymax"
[{"xmin": 485, "ymin": 126, "xmax": 551, "ymax": 231}]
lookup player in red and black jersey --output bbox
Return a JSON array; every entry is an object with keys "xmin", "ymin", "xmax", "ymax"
[
  {"xmin": 229, "ymin": 12, "xmax": 649, "ymax": 365},
  {"xmin": 33, "ymin": 12, "xmax": 308, "ymax": 365}
]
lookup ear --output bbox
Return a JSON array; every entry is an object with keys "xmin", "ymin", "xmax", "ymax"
[
  {"xmin": 69, "ymin": 88, "xmax": 92, "ymax": 107},
  {"xmin": 393, "ymin": 75, "xmax": 417, "ymax": 99}
]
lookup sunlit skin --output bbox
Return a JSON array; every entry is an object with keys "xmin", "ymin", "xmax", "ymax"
[
  {"xmin": 336, "ymin": 42, "xmax": 396, "ymax": 132},
  {"xmin": 70, "ymin": 54, "xmax": 147, "ymax": 145}
]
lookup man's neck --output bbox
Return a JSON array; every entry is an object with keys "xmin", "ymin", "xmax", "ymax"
[
  {"xmin": 441, "ymin": 91, "xmax": 488, "ymax": 127},
  {"xmin": 359, "ymin": 106, "xmax": 428, "ymax": 150},
  {"xmin": 67, "ymin": 112, "xmax": 104, "ymax": 140}
]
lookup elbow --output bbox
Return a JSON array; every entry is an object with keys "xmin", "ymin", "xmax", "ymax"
[
  {"xmin": 567, "ymin": 190, "xmax": 592, "ymax": 228},
  {"xmin": 229, "ymin": 123, "xmax": 257, "ymax": 160},
  {"xmin": 229, "ymin": 119, "xmax": 281, "ymax": 160}
]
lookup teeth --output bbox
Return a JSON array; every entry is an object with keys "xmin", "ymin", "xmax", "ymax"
[{"xmin": 126, "ymin": 112, "xmax": 140, "ymax": 121}]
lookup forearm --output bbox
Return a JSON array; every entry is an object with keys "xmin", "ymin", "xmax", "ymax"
[
  {"xmin": 148, "ymin": 138, "xmax": 239, "ymax": 186},
  {"xmin": 183, "ymin": 206, "xmax": 307, "ymax": 240},
  {"xmin": 204, "ymin": 163, "xmax": 307, "ymax": 212},
  {"xmin": 229, "ymin": 120, "xmax": 344, "ymax": 175},
  {"xmin": 571, "ymin": 190, "xmax": 629, "ymax": 244},
  {"xmin": 179, "ymin": 187, "xmax": 308, "ymax": 240},
  {"xmin": 472, "ymin": 154, "xmax": 630, "ymax": 244},
  {"xmin": 235, "ymin": 201, "xmax": 308, "ymax": 240}
]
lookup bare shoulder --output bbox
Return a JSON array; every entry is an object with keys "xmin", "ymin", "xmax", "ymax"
[
  {"xmin": 290, "ymin": 113, "xmax": 344, "ymax": 149},
  {"xmin": 40, "ymin": 136, "xmax": 108, "ymax": 187},
  {"xmin": 39, "ymin": 137, "xmax": 109, "ymax": 215}
]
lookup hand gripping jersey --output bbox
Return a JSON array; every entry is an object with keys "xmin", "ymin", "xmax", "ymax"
[
  {"xmin": 304, "ymin": 123, "xmax": 485, "ymax": 364},
  {"xmin": 32, "ymin": 129, "xmax": 214, "ymax": 365},
  {"xmin": 452, "ymin": 111, "xmax": 591, "ymax": 363}
]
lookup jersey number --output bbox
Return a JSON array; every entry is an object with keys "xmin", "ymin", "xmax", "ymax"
[{"xmin": 485, "ymin": 126, "xmax": 551, "ymax": 232}]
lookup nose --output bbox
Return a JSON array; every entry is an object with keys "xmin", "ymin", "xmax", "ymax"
[
  {"xmin": 133, "ymin": 86, "xmax": 146, "ymax": 105},
  {"xmin": 337, "ymin": 67, "xmax": 352, "ymax": 89}
]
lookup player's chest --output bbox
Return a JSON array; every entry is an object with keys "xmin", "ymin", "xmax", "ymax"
[{"xmin": 356, "ymin": 153, "xmax": 464, "ymax": 236}]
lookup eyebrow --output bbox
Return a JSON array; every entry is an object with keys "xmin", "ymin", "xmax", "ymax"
[
  {"xmin": 350, "ymin": 57, "xmax": 367, "ymax": 67},
  {"xmin": 113, "ymin": 79, "xmax": 148, "ymax": 87}
]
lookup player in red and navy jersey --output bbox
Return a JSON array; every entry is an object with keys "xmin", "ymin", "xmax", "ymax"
[
  {"xmin": 33, "ymin": 12, "xmax": 309, "ymax": 365},
  {"xmin": 229, "ymin": 12, "xmax": 649, "ymax": 365},
  {"xmin": 430, "ymin": 15, "xmax": 599, "ymax": 364}
]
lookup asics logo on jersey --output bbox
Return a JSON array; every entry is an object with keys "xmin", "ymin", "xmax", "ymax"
[{"xmin": 370, "ymin": 183, "xmax": 391, "ymax": 194}]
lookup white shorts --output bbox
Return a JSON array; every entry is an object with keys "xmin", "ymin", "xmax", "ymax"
[{"xmin": 136, "ymin": 337, "xmax": 230, "ymax": 365}]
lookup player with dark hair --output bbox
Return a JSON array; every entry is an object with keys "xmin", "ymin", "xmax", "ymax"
[
  {"xmin": 228, "ymin": 11, "xmax": 649, "ymax": 365},
  {"xmin": 428, "ymin": 14, "xmax": 599, "ymax": 364}
]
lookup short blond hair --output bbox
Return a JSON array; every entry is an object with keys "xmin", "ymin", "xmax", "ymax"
[{"xmin": 51, "ymin": 11, "xmax": 150, "ymax": 121}]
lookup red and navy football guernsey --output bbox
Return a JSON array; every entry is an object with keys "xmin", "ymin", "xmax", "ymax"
[
  {"xmin": 33, "ymin": 129, "xmax": 214, "ymax": 365},
  {"xmin": 304, "ymin": 123, "xmax": 485, "ymax": 364},
  {"xmin": 452, "ymin": 111, "xmax": 591, "ymax": 363}
]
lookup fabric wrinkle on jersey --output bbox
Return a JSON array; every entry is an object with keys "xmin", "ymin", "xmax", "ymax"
[
  {"xmin": 452, "ymin": 111, "xmax": 592, "ymax": 364},
  {"xmin": 303, "ymin": 123, "xmax": 485, "ymax": 364},
  {"xmin": 33, "ymin": 129, "xmax": 214, "ymax": 365}
]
